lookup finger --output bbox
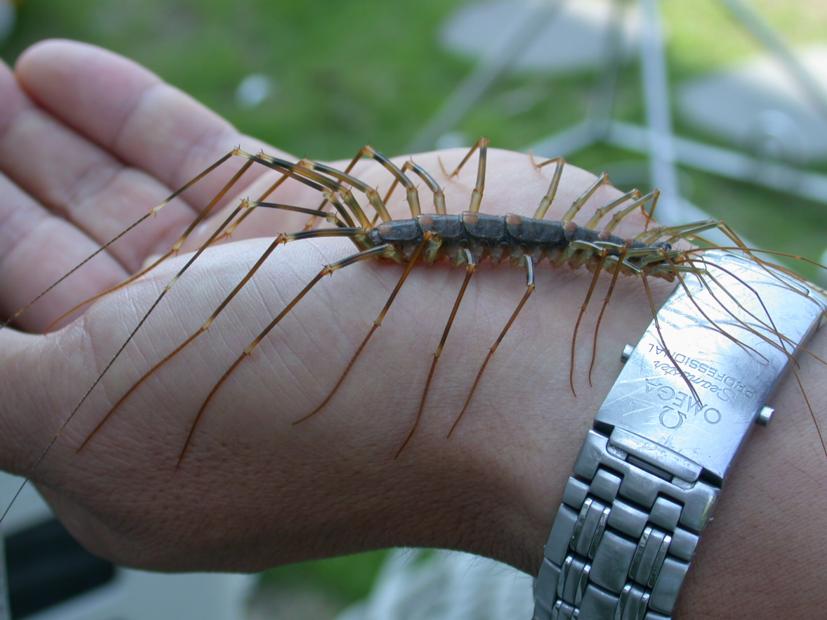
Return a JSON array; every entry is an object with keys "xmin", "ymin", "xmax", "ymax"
[
  {"xmin": 0, "ymin": 171, "xmax": 126, "ymax": 331},
  {"xmin": 16, "ymin": 39, "xmax": 293, "ymax": 211},
  {"xmin": 0, "ymin": 58, "xmax": 196, "ymax": 271}
]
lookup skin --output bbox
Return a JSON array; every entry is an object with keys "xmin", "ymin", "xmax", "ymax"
[{"xmin": 0, "ymin": 40, "xmax": 824, "ymax": 618}]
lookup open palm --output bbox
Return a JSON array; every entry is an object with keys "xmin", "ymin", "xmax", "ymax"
[
  {"xmin": 0, "ymin": 40, "xmax": 824, "ymax": 620},
  {"xmin": 0, "ymin": 38, "xmax": 643, "ymax": 572}
]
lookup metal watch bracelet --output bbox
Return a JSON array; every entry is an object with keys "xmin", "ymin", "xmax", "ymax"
[{"xmin": 532, "ymin": 251, "xmax": 826, "ymax": 619}]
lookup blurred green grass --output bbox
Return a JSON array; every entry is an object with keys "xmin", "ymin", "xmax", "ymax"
[{"xmin": 2, "ymin": 0, "xmax": 825, "ymax": 612}]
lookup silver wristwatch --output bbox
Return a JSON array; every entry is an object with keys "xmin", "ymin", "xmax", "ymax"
[{"xmin": 532, "ymin": 251, "xmax": 826, "ymax": 619}]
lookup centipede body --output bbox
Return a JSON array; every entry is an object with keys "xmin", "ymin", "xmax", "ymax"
[{"xmin": 362, "ymin": 212, "xmax": 672, "ymax": 272}]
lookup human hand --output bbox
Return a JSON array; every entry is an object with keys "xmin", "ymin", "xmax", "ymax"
[{"xmin": 0, "ymin": 40, "xmax": 824, "ymax": 619}]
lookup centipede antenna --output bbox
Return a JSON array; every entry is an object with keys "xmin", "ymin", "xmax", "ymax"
[
  {"xmin": 588, "ymin": 248, "xmax": 627, "ymax": 387},
  {"xmin": 686, "ymin": 240, "xmax": 818, "ymax": 305},
  {"xmin": 561, "ymin": 172, "xmax": 609, "ymax": 224},
  {"xmin": 792, "ymin": 367, "xmax": 827, "ymax": 459},
  {"xmin": 0, "ymin": 150, "xmax": 243, "ymax": 332},
  {"xmin": 449, "ymin": 255, "xmax": 535, "ymax": 438},
  {"xmin": 584, "ymin": 189, "xmax": 641, "ymax": 229},
  {"xmin": 178, "ymin": 242, "xmax": 395, "ymax": 466},
  {"xmin": 675, "ymin": 221, "xmax": 814, "ymax": 306},
  {"xmin": 635, "ymin": 218, "xmax": 716, "ymax": 245},
  {"xmin": 398, "ymin": 250, "xmax": 477, "ymax": 457},
  {"xmin": 533, "ymin": 157, "xmax": 565, "ymax": 220},
  {"xmin": 688, "ymin": 258, "xmax": 801, "ymax": 366},
  {"xmin": 0, "ymin": 212, "xmax": 148, "ymax": 330},
  {"xmin": 640, "ymin": 271, "xmax": 702, "ymax": 406},
  {"xmin": 668, "ymin": 259, "xmax": 768, "ymax": 363},
  {"xmin": 569, "ymin": 245, "xmax": 608, "ymax": 397},
  {"xmin": 292, "ymin": 236, "xmax": 432, "ymax": 428},
  {"xmin": 715, "ymin": 219, "xmax": 807, "ymax": 295},
  {"xmin": 684, "ymin": 246, "xmax": 827, "ymax": 272}
]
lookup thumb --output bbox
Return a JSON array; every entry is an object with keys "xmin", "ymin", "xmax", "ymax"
[{"xmin": 0, "ymin": 326, "xmax": 79, "ymax": 476}]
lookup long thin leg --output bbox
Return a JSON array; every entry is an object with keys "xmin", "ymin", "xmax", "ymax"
[
  {"xmin": 569, "ymin": 244, "xmax": 608, "ymax": 396},
  {"xmin": 291, "ymin": 235, "xmax": 433, "ymax": 428},
  {"xmin": 304, "ymin": 145, "xmax": 423, "ymax": 226},
  {"xmin": 300, "ymin": 157, "xmax": 395, "ymax": 221},
  {"xmin": 304, "ymin": 146, "xmax": 370, "ymax": 231},
  {"xmin": 444, "ymin": 137, "xmax": 489, "ymax": 213},
  {"xmin": 0, "ymin": 188, "xmax": 279, "ymax": 525},
  {"xmin": 224, "ymin": 166, "xmax": 353, "ymax": 239},
  {"xmin": 382, "ymin": 159, "xmax": 447, "ymax": 217},
  {"xmin": 640, "ymin": 270, "xmax": 702, "ymax": 405},
  {"xmin": 601, "ymin": 190, "xmax": 660, "ymax": 236},
  {"xmin": 449, "ymin": 255, "xmax": 535, "ymax": 438},
  {"xmin": 397, "ymin": 250, "xmax": 477, "ymax": 457},
  {"xmin": 1, "ymin": 150, "xmax": 241, "ymax": 331},
  {"xmin": 583, "ymin": 189, "xmax": 641, "ymax": 229},
  {"xmin": 533, "ymin": 157, "xmax": 565, "ymax": 220},
  {"xmin": 588, "ymin": 248, "xmax": 627, "ymax": 386},
  {"xmin": 0, "ymin": 150, "xmax": 350, "ymax": 524},
  {"xmin": 178, "ymin": 242, "xmax": 398, "ymax": 466},
  {"xmin": 44, "ymin": 194, "xmax": 342, "ymax": 333},
  {"xmin": 561, "ymin": 173, "xmax": 609, "ymax": 224},
  {"xmin": 246, "ymin": 152, "xmax": 373, "ymax": 229},
  {"xmin": 575, "ymin": 243, "xmax": 670, "ymax": 389},
  {"xmin": 76, "ymin": 222, "xmax": 355, "ymax": 452},
  {"xmin": 689, "ymin": 254, "xmax": 826, "ymax": 459},
  {"xmin": 44, "ymin": 149, "xmax": 365, "ymax": 332}
]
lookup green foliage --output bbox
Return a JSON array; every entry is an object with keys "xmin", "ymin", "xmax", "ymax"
[{"xmin": 261, "ymin": 549, "xmax": 389, "ymax": 608}]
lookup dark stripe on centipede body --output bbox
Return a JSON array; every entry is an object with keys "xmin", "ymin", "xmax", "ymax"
[
  {"xmin": 460, "ymin": 211, "xmax": 507, "ymax": 244},
  {"xmin": 505, "ymin": 213, "xmax": 566, "ymax": 247},
  {"xmin": 418, "ymin": 214, "xmax": 464, "ymax": 241}
]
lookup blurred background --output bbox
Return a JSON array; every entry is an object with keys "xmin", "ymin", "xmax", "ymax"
[{"xmin": 0, "ymin": 0, "xmax": 825, "ymax": 618}]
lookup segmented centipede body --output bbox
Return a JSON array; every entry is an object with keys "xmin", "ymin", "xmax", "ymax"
[{"xmin": 0, "ymin": 137, "xmax": 824, "ymax": 524}]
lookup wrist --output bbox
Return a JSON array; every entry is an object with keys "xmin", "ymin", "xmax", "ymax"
[{"xmin": 411, "ymin": 266, "xmax": 676, "ymax": 573}]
